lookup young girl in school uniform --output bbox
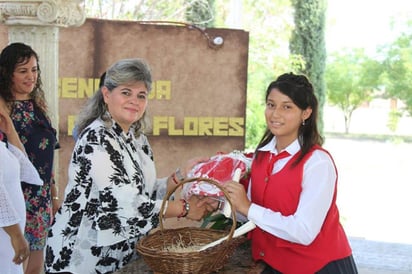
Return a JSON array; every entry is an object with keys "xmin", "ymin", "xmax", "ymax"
[{"xmin": 224, "ymin": 73, "xmax": 358, "ymax": 274}]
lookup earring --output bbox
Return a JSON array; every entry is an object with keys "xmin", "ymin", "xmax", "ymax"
[
  {"xmin": 302, "ymin": 119, "xmax": 306, "ymax": 126},
  {"xmin": 102, "ymin": 103, "xmax": 111, "ymax": 121}
]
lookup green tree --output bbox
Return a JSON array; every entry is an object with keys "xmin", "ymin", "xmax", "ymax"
[
  {"xmin": 325, "ymin": 49, "xmax": 381, "ymax": 133},
  {"xmin": 213, "ymin": 0, "xmax": 293, "ymax": 149},
  {"xmin": 185, "ymin": 0, "xmax": 215, "ymax": 27},
  {"xmin": 289, "ymin": 0, "xmax": 327, "ymax": 132},
  {"xmin": 387, "ymin": 109, "xmax": 402, "ymax": 133},
  {"xmin": 234, "ymin": 0, "xmax": 293, "ymax": 149},
  {"xmin": 380, "ymin": 24, "xmax": 412, "ymax": 116}
]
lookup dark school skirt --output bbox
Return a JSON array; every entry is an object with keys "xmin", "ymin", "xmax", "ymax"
[{"xmin": 261, "ymin": 255, "xmax": 358, "ymax": 274}]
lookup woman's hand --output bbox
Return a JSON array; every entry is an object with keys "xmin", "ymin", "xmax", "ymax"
[
  {"xmin": 186, "ymin": 195, "xmax": 208, "ymax": 221},
  {"xmin": 50, "ymin": 182, "xmax": 61, "ymax": 217},
  {"xmin": 224, "ymin": 181, "xmax": 251, "ymax": 217},
  {"xmin": 197, "ymin": 196, "xmax": 221, "ymax": 213},
  {"xmin": 167, "ymin": 156, "xmax": 210, "ymax": 191},
  {"xmin": 51, "ymin": 198, "xmax": 61, "ymax": 217},
  {"xmin": 11, "ymin": 233, "xmax": 29, "ymax": 265},
  {"xmin": 3, "ymin": 224, "xmax": 29, "ymax": 265}
]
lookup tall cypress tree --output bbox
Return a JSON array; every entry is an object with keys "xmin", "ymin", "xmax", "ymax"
[{"xmin": 290, "ymin": 0, "xmax": 327, "ymax": 132}]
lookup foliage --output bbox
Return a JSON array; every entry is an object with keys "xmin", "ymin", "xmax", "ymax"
[
  {"xmin": 201, "ymin": 212, "xmax": 232, "ymax": 230},
  {"xmin": 201, "ymin": 212, "xmax": 244, "ymax": 230},
  {"xmin": 325, "ymin": 48, "xmax": 380, "ymax": 133},
  {"xmin": 209, "ymin": 0, "xmax": 294, "ymax": 149},
  {"xmin": 387, "ymin": 109, "xmax": 402, "ymax": 133},
  {"xmin": 184, "ymin": 0, "xmax": 215, "ymax": 27},
  {"xmin": 236, "ymin": 0, "xmax": 294, "ymax": 149},
  {"xmin": 380, "ymin": 22, "xmax": 412, "ymax": 116},
  {"xmin": 245, "ymin": 98, "xmax": 266, "ymax": 150},
  {"xmin": 289, "ymin": 0, "xmax": 327, "ymax": 133}
]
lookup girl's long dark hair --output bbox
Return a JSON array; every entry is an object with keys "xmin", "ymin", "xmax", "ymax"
[{"xmin": 255, "ymin": 72, "xmax": 323, "ymax": 166}]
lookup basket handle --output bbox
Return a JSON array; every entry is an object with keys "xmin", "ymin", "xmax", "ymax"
[{"xmin": 159, "ymin": 177, "xmax": 237, "ymax": 243}]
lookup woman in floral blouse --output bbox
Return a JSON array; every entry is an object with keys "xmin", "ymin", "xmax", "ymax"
[
  {"xmin": 0, "ymin": 42, "xmax": 59, "ymax": 274},
  {"xmin": 44, "ymin": 58, "xmax": 210, "ymax": 274}
]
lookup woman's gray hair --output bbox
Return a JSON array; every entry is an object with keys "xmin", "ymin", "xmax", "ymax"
[{"xmin": 75, "ymin": 58, "xmax": 152, "ymax": 137}]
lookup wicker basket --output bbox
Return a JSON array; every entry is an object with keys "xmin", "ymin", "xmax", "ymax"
[{"xmin": 136, "ymin": 177, "xmax": 246, "ymax": 274}]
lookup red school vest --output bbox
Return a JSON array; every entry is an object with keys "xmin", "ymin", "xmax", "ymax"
[{"xmin": 250, "ymin": 145, "xmax": 352, "ymax": 274}]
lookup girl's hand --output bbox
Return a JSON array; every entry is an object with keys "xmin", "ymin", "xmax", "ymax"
[{"xmin": 224, "ymin": 181, "xmax": 251, "ymax": 217}]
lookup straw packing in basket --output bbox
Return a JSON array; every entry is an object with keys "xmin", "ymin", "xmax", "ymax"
[{"xmin": 163, "ymin": 232, "xmax": 206, "ymax": 252}]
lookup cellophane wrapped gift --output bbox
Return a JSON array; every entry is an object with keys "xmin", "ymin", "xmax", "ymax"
[{"xmin": 181, "ymin": 150, "xmax": 253, "ymax": 201}]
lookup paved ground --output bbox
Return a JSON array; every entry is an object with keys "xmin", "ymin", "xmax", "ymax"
[
  {"xmin": 351, "ymin": 237, "xmax": 412, "ymax": 273},
  {"xmin": 324, "ymin": 137, "xmax": 412, "ymax": 274}
]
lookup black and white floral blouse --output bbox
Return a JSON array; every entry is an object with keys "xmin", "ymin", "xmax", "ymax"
[{"xmin": 45, "ymin": 118, "xmax": 168, "ymax": 274}]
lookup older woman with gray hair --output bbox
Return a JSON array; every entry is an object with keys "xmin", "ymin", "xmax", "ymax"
[{"xmin": 44, "ymin": 58, "xmax": 209, "ymax": 274}]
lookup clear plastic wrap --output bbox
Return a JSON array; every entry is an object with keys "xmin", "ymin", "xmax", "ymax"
[{"xmin": 181, "ymin": 150, "xmax": 253, "ymax": 199}]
